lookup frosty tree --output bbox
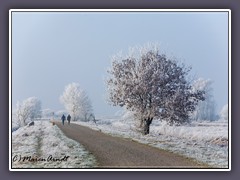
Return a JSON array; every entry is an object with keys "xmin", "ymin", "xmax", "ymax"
[
  {"xmin": 191, "ymin": 78, "xmax": 216, "ymax": 121},
  {"xmin": 106, "ymin": 45, "xmax": 204, "ymax": 134},
  {"xmin": 41, "ymin": 109, "xmax": 55, "ymax": 119},
  {"xmin": 15, "ymin": 97, "xmax": 42, "ymax": 127},
  {"xmin": 60, "ymin": 83, "xmax": 93, "ymax": 121},
  {"xmin": 220, "ymin": 104, "xmax": 228, "ymax": 121}
]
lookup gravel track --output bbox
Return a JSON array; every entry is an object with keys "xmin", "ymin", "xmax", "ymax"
[{"xmin": 55, "ymin": 121, "xmax": 205, "ymax": 168}]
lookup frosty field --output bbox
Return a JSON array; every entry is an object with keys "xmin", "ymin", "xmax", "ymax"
[{"xmin": 12, "ymin": 121, "xmax": 97, "ymax": 168}]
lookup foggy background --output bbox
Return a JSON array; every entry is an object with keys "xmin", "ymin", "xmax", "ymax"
[{"xmin": 12, "ymin": 11, "xmax": 228, "ymax": 116}]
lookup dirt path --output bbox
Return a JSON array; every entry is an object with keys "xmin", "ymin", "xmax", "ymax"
[{"xmin": 55, "ymin": 121, "xmax": 205, "ymax": 168}]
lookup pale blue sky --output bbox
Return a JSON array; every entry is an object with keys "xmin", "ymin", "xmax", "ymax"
[{"xmin": 12, "ymin": 11, "xmax": 229, "ymax": 116}]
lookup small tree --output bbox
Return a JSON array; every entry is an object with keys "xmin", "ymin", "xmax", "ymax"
[
  {"xmin": 41, "ymin": 109, "xmax": 55, "ymax": 119},
  {"xmin": 60, "ymin": 83, "xmax": 93, "ymax": 121},
  {"xmin": 107, "ymin": 45, "xmax": 204, "ymax": 134},
  {"xmin": 220, "ymin": 104, "xmax": 228, "ymax": 121},
  {"xmin": 15, "ymin": 97, "xmax": 42, "ymax": 126},
  {"xmin": 191, "ymin": 78, "xmax": 216, "ymax": 121}
]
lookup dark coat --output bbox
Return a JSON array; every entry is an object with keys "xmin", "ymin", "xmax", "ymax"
[
  {"xmin": 67, "ymin": 115, "xmax": 71, "ymax": 121},
  {"xmin": 61, "ymin": 115, "xmax": 66, "ymax": 121}
]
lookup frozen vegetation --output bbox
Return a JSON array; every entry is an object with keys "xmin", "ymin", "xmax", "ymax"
[
  {"xmin": 60, "ymin": 83, "xmax": 93, "ymax": 121},
  {"xmin": 14, "ymin": 97, "xmax": 42, "ymax": 128},
  {"xmin": 106, "ymin": 45, "xmax": 205, "ymax": 135},
  {"xmin": 73, "ymin": 116, "xmax": 228, "ymax": 168},
  {"xmin": 12, "ymin": 121, "xmax": 97, "ymax": 168}
]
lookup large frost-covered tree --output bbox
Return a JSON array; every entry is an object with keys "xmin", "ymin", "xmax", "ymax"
[
  {"xmin": 15, "ymin": 97, "xmax": 42, "ymax": 127},
  {"xmin": 191, "ymin": 78, "xmax": 216, "ymax": 121},
  {"xmin": 107, "ymin": 45, "xmax": 204, "ymax": 134},
  {"xmin": 60, "ymin": 83, "xmax": 93, "ymax": 121}
]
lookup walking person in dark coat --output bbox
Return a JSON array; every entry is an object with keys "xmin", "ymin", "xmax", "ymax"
[
  {"xmin": 67, "ymin": 114, "xmax": 71, "ymax": 125},
  {"xmin": 61, "ymin": 114, "xmax": 66, "ymax": 125}
]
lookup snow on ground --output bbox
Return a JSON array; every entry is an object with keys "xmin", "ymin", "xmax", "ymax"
[
  {"xmin": 73, "ymin": 117, "xmax": 228, "ymax": 168},
  {"xmin": 12, "ymin": 121, "xmax": 97, "ymax": 168}
]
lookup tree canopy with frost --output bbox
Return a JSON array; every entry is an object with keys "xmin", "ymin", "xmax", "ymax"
[
  {"xmin": 60, "ymin": 83, "xmax": 93, "ymax": 121},
  {"xmin": 15, "ymin": 97, "xmax": 42, "ymax": 127},
  {"xmin": 106, "ymin": 44, "xmax": 205, "ymax": 134},
  {"xmin": 191, "ymin": 78, "xmax": 216, "ymax": 121}
]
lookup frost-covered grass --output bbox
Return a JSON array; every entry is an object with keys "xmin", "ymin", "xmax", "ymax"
[
  {"xmin": 12, "ymin": 121, "xmax": 97, "ymax": 168},
  {"xmin": 73, "ymin": 117, "xmax": 228, "ymax": 168}
]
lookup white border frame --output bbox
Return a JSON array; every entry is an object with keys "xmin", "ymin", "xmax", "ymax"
[{"xmin": 9, "ymin": 9, "xmax": 231, "ymax": 172}]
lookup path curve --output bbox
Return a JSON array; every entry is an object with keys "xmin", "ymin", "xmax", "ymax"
[{"xmin": 55, "ymin": 121, "xmax": 205, "ymax": 168}]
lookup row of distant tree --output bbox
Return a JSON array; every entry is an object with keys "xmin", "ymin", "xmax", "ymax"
[
  {"xmin": 12, "ymin": 44, "xmax": 229, "ymax": 135},
  {"xmin": 13, "ymin": 83, "xmax": 94, "ymax": 128}
]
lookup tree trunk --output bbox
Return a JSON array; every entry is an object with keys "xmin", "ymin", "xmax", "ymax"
[
  {"xmin": 143, "ymin": 117, "xmax": 153, "ymax": 135},
  {"xmin": 139, "ymin": 118, "xmax": 144, "ymax": 128}
]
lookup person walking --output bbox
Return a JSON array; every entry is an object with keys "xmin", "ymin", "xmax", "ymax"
[
  {"xmin": 67, "ymin": 114, "xmax": 71, "ymax": 125},
  {"xmin": 61, "ymin": 114, "xmax": 66, "ymax": 125}
]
